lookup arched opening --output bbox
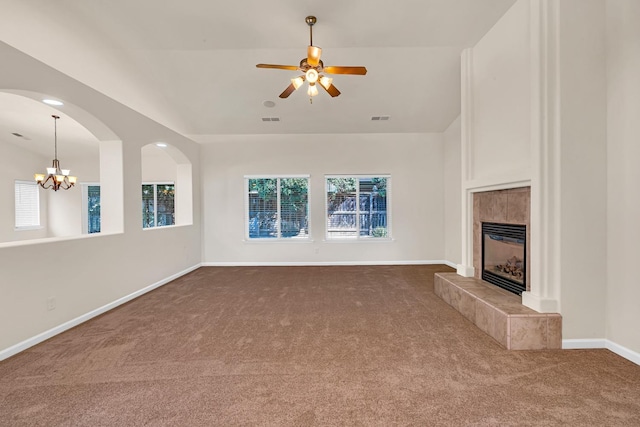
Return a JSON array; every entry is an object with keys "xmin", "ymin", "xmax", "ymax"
[
  {"xmin": 0, "ymin": 90, "xmax": 123, "ymax": 244},
  {"xmin": 141, "ymin": 143, "xmax": 193, "ymax": 228}
]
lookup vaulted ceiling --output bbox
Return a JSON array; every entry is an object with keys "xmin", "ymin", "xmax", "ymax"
[{"xmin": 0, "ymin": 0, "xmax": 516, "ymax": 144}]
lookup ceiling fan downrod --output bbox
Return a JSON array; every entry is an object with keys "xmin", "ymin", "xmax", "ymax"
[{"xmin": 306, "ymin": 16, "xmax": 316, "ymax": 46}]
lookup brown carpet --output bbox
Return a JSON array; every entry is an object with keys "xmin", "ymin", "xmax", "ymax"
[{"xmin": 1, "ymin": 265, "xmax": 639, "ymax": 426}]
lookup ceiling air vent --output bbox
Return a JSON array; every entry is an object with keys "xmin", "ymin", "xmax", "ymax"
[
  {"xmin": 261, "ymin": 117, "xmax": 280, "ymax": 122},
  {"xmin": 371, "ymin": 116, "xmax": 390, "ymax": 121}
]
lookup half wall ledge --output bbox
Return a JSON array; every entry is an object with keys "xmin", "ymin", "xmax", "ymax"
[{"xmin": 434, "ymin": 273, "xmax": 562, "ymax": 350}]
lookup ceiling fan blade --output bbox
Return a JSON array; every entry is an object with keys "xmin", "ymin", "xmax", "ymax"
[
  {"xmin": 307, "ymin": 46, "xmax": 322, "ymax": 67},
  {"xmin": 320, "ymin": 83, "xmax": 341, "ymax": 97},
  {"xmin": 323, "ymin": 66, "xmax": 368, "ymax": 75},
  {"xmin": 256, "ymin": 64, "xmax": 299, "ymax": 71},
  {"xmin": 279, "ymin": 83, "xmax": 297, "ymax": 98}
]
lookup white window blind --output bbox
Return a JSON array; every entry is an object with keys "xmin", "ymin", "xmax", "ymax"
[{"xmin": 15, "ymin": 180, "xmax": 40, "ymax": 228}]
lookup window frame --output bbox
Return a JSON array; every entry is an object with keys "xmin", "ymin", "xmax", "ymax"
[
  {"xmin": 244, "ymin": 175, "xmax": 311, "ymax": 241},
  {"xmin": 14, "ymin": 180, "xmax": 42, "ymax": 230},
  {"xmin": 324, "ymin": 174, "xmax": 391, "ymax": 241},
  {"xmin": 81, "ymin": 182, "xmax": 101, "ymax": 234},
  {"xmin": 142, "ymin": 181, "xmax": 176, "ymax": 229}
]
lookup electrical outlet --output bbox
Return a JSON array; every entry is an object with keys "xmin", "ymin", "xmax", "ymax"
[
  {"xmin": 46, "ymin": 297, "xmax": 56, "ymax": 311},
  {"xmin": 314, "ymin": 247, "xmax": 319, "ymax": 254}
]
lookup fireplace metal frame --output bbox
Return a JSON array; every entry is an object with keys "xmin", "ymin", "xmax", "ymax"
[{"xmin": 481, "ymin": 222, "xmax": 526, "ymax": 295}]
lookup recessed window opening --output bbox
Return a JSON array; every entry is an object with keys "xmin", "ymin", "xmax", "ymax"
[
  {"xmin": 141, "ymin": 143, "xmax": 192, "ymax": 228},
  {"xmin": 245, "ymin": 176, "xmax": 310, "ymax": 240},
  {"xmin": 325, "ymin": 175, "xmax": 390, "ymax": 240}
]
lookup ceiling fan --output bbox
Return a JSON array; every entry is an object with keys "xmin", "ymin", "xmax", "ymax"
[{"xmin": 256, "ymin": 16, "xmax": 367, "ymax": 101}]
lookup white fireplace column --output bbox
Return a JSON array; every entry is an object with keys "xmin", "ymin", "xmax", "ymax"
[{"xmin": 456, "ymin": 0, "xmax": 564, "ymax": 314}]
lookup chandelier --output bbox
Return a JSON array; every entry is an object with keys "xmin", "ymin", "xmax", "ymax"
[{"xmin": 34, "ymin": 115, "xmax": 77, "ymax": 191}]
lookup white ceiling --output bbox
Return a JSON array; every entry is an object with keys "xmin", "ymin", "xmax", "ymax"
[
  {"xmin": 0, "ymin": 0, "xmax": 516, "ymax": 145},
  {"xmin": 0, "ymin": 92, "xmax": 99, "ymax": 160}
]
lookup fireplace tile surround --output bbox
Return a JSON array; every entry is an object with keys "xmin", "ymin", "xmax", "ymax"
[{"xmin": 473, "ymin": 187, "xmax": 531, "ymax": 291}]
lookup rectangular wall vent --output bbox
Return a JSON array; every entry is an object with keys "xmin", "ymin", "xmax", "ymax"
[
  {"xmin": 371, "ymin": 116, "xmax": 390, "ymax": 121},
  {"xmin": 261, "ymin": 117, "xmax": 280, "ymax": 122}
]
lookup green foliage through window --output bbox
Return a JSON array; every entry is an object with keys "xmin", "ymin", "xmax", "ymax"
[
  {"xmin": 248, "ymin": 177, "xmax": 309, "ymax": 239},
  {"xmin": 87, "ymin": 185, "xmax": 101, "ymax": 233},
  {"xmin": 143, "ymin": 183, "xmax": 175, "ymax": 228},
  {"xmin": 326, "ymin": 176, "xmax": 389, "ymax": 239}
]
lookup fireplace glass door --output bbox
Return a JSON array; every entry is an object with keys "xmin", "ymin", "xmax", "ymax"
[{"xmin": 482, "ymin": 222, "xmax": 526, "ymax": 295}]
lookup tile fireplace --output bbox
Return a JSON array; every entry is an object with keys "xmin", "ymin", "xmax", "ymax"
[{"xmin": 473, "ymin": 187, "xmax": 531, "ymax": 292}]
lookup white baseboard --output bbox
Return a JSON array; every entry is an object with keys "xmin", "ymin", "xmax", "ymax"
[
  {"xmin": 0, "ymin": 263, "xmax": 202, "ymax": 362},
  {"xmin": 202, "ymin": 260, "xmax": 456, "ymax": 267},
  {"xmin": 562, "ymin": 339, "xmax": 608, "ymax": 349},
  {"xmin": 563, "ymin": 339, "xmax": 640, "ymax": 366}
]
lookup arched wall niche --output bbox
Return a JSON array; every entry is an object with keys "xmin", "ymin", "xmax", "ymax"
[
  {"xmin": 0, "ymin": 89, "xmax": 124, "ymax": 244},
  {"xmin": 141, "ymin": 143, "xmax": 193, "ymax": 227}
]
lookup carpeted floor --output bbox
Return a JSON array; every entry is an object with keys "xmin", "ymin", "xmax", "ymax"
[{"xmin": 1, "ymin": 265, "xmax": 639, "ymax": 426}]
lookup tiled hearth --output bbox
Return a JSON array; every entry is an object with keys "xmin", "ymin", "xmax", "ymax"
[{"xmin": 435, "ymin": 273, "xmax": 561, "ymax": 350}]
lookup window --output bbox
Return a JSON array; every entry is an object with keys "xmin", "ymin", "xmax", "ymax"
[
  {"xmin": 14, "ymin": 180, "xmax": 40, "ymax": 229},
  {"xmin": 142, "ymin": 183, "xmax": 175, "ymax": 228},
  {"xmin": 87, "ymin": 185, "xmax": 101, "ymax": 233},
  {"xmin": 81, "ymin": 184, "xmax": 102, "ymax": 234},
  {"xmin": 326, "ymin": 176, "xmax": 390, "ymax": 239},
  {"xmin": 246, "ymin": 176, "xmax": 309, "ymax": 239}
]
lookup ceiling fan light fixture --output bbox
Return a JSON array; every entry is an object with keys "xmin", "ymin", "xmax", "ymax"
[
  {"xmin": 319, "ymin": 76, "xmax": 333, "ymax": 90},
  {"xmin": 256, "ymin": 15, "xmax": 366, "ymax": 99},
  {"xmin": 305, "ymin": 69, "xmax": 319, "ymax": 84},
  {"xmin": 307, "ymin": 46, "xmax": 322, "ymax": 67},
  {"xmin": 291, "ymin": 76, "xmax": 304, "ymax": 90}
]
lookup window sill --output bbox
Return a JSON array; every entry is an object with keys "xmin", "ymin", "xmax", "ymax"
[
  {"xmin": 323, "ymin": 237, "xmax": 395, "ymax": 243},
  {"xmin": 0, "ymin": 231, "xmax": 123, "ymax": 249},
  {"xmin": 243, "ymin": 238, "xmax": 314, "ymax": 243},
  {"xmin": 14, "ymin": 226, "xmax": 44, "ymax": 231},
  {"xmin": 142, "ymin": 223, "xmax": 192, "ymax": 231}
]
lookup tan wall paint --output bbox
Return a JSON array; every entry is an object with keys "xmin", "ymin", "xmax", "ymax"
[
  {"xmin": 201, "ymin": 133, "xmax": 445, "ymax": 264},
  {"xmin": 606, "ymin": 0, "xmax": 640, "ymax": 354},
  {"xmin": 444, "ymin": 116, "xmax": 462, "ymax": 265}
]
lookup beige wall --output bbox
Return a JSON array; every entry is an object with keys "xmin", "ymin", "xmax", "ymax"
[
  {"xmin": 469, "ymin": 0, "xmax": 531, "ymax": 184},
  {"xmin": 444, "ymin": 116, "xmax": 461, "ymax": 265},
  {"xmin": 0, "ymin": 43, "xmax": 202, "ymax": 358},
  {"xmin": 557, "ymin": 0, "xmax": 607, "ymax": 340},
  {"xmin": 142, "ymin": 145, "xmax": 178, "ymax": 183},
  {"xmin": 202, "ymin": 133, "xmax": 445, "ymax": 264},
  {"xmin": 606, "ymin": 0, "xmax": 640, "ymax": 353}
]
